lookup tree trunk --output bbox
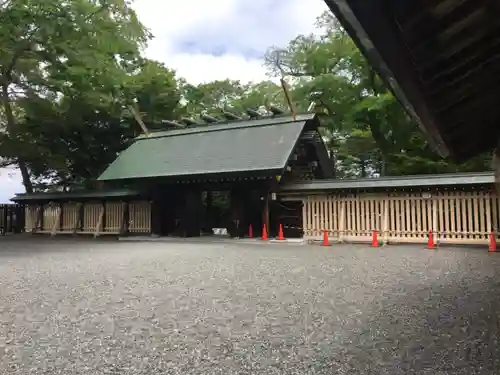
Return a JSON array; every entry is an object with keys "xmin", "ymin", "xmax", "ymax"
[
  {"xmin": 360, "ymin": 154, "xmax": 367, "ymax": 177},
  {"xmin": 1, "ymin": 82, "xmax": 33, "ymax": 193},
  {"xmin": 380, "ymin": 154, "xmax": 388, "ymax": 176}
]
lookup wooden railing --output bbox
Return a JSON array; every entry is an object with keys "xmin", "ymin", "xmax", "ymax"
[
  {"xmin": 302, "ymin": 190, "xmax": 500, "ymax": 245},
  {"xmin": 24, "ymin": 200, "xmax": 151, "ymax": 236}
]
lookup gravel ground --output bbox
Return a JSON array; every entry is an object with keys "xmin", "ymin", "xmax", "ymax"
[{"xmin": 0, "ymin": 237, "xmax": 499, "ymax": 374}]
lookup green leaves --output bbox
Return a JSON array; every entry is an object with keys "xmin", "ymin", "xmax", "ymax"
[
  {"xmin": 0, "ymin": 0, "xmax": 156, "ymax": 190},
  {"xmin": 264, "ymin": 10, "xmax": 491, "ymax": 177},
  {"xmin": 0, "ymin": 4, "xmax": 492, "ymax": 192}
]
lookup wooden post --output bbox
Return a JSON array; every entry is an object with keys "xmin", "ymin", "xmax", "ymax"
[
  {"xmin": 33, "ymin": 205, "xmax": 43, "ymax": 233},
  {"xmin": 73, "ymin": 203, "xmax": 83, "ymax": 234},
  {"xmin": 338, "ymin": 199, "xmax": 345, "ymax": 242},
  {"xmin": 119, "ymin": 202, "xmax": 129, "ymax": 235},
  {"xmin": 94, "ymin": 203, "xmax": 105, "ymax": 238},
  {"xmin": 486, "ymin": 191, "xmax": 492, "ymax": 239},
  {"xmin": 50, "ymin": 204, "xmax": 61, "ymax": 236},
  {"xmin": 492, "ymin": 190, "xmax": 499, "ymax": 240},
  {"xmin": 59, "ymin": 203, "xmax": 64, "ymax": 233},
  {"xmin": 383, "ymin": 197, "xmax": 389, "ymax": 244},
  {"xmin": 432, "ymin": 196, "xmax": 438, "ymax": 243},
  {"xmin": 302, "ymin": 198, "xmax": 307, "ymax": 238},
  {"xmin": 1, "ymin": 205, "xmax": 7, "ymax": 235},
  {"xmin": 262, "ymin": 191, "xmax": 270, "ymax": 236}
]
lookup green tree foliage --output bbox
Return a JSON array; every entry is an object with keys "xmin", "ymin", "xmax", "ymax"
[
  {"xmin": 0, "ymin": 5, "xmax": 491, "ymax": 193},
  {"xmin": 15, "ymin": 58, "xmax": 182, "ymax": 190},
  {"xmin": 264, "ymin": 11, "xmax": 491, "ymax": 177},
  {"xmin": 0, "ymin": 0, "xmax": 149, "ymax": 191},
  {"xmin": 179, "ymin": 79, "xmax": 289, "ymax": 119}
]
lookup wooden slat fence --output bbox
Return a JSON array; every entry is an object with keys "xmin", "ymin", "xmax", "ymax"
[
  {"xmin": 129, "ymin": 201, "xmax": 151, "ymax": 233},
  {"xmin": 302, "ymin": 190, "xmax": 500, "ymax": 245},
  {"xmin": 23, "ymin": 200, "xmax": 151, "ymax": 235}
]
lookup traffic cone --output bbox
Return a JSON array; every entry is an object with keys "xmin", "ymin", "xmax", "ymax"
[
  {"xmin": 489, "ymin": 231, "xmax": 496, "ymax": 252},
  {"xmin": 262, "ymin": 224, "xmax": 268, "ymax": 241},
  {"xmin": 248, "ymin": 224, "xmax": 253, "ymax": 238},
  {"xmin": 321, "ymin": 230, "xmax": 329, "ymax": 246},
  {"xmin": 371, "ymin": 230, "xmax": 379, "ymax": 247},
  {"xmin": 278, "ymin": 224, "xmax": 284, "ymax": 241},
  {"xmin": 427, "ymin": 231, "xmax": 436, "ymax": 249}
]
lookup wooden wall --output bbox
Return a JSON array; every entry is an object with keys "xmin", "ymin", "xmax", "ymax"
[
  {"xmin": 24, "ymin": 200, "xmax": 151, "ymax": 236},
  {"xmin": 300, "ymin": 189, "xmax": 499, "ymax": 245}
]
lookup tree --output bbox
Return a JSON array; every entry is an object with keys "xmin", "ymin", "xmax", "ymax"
[
  {"xmin": 0, "ymin": 0, "xmax": 149, "ymax": 192},
  {"xmin": 179, "ymin": 79, "xmax": 290, "ymax": 119},
  {"xmin": 12, "ymin": 58, "xmax": 183, "ymax": 190},
  {"xmin": 264, "ymin": 11, "xmax": 491, "ymax": 177}
]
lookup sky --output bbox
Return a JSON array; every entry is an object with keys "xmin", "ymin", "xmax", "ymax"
[{"xmin": 0, "ymin": 0, "xmax": 328, "ymax": 203}]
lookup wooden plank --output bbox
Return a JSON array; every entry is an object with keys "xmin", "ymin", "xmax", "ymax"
[
  {"xmin": 338, "ymin": 200, "xmax": 345, "ymax": 242},
  {"xmin": 382, "ymin": 198, "xmax": 389, "ymax": 244},
  {"xmin": 72, "ymin": 203, "xmax": 83, "ymax": 233},
  {"xmin": 94, "ymin": 204, "xmax": 105, "ymax": 238},
  {"xmin": 50, "ymin": 205, "xmax": 62, "ymax": 236}
]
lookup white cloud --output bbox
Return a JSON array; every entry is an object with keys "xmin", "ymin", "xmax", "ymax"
[
  {"xmin": 134, "ymin": 0, "xmax": 327, "ymax": 83},
  {"xmin": 0, "ymin": 0, "xmax": 328, "ymax": 201},
  {"xmin": 0, "ymin": 167, "xmax": 24, "ymax": 203}
]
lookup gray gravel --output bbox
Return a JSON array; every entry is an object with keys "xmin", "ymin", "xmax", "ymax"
[{"xmin": 0, "ymin": 237, "xmax": 499, "ymax": 374}]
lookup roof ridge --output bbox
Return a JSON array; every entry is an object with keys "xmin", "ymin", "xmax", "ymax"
[{"xmin": 138, "ymin": 113, "xmax": 315, "ymax": 141}]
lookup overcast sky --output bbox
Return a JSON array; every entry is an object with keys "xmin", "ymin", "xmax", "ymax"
[{"xmin": 0, "ymin": 0, "xmax": 328, "ymax": 202}]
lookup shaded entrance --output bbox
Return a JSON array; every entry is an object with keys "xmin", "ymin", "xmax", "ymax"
[{"xmin": 150, "ymin": 182, "xmax": 271, "ymax": 238}]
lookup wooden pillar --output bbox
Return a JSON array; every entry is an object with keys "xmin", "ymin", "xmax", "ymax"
[
  {"xmin": 262, "ymin": 191, "xmax": 270, "ymax": 235},
  {"xmin": 1, "ymin": 205, "xmax": 7, "ymax": 234},
  {"xmin": 50, "ymin": 203, "xmax": 62, "ymax": 236},
  {"xmin": 338, "ymin": 200, "xmax": 346, "ymax": 242},
  {"xmin": 59, "ymin": 202, "xmax": 64, "ymax": 233},
  {"xmin": 183, "ymin": 187, "xmax": 203, "ymax": 237},
  {"xmin": 34, "ymin": 204, "xmax": 44, "ymax": 233},
  {"xmin": 150, "ymin": 190, "xmax": 161, "ymax": 236},
  {"xmin": 486, "ymin": 191, "xmax": 492, "ymax": 234},
  {"xmin": 120, "ymin": 202, "xmax": 130, "ymax": 236},
  {"xmin": 382, "ymin": 197, "xmax": 389, "ymax": 244},
  {"xmin": 432, "ymin": 196, "xmax": 438, "ymax": 242},
  {"xmin": 73, "ymin": 202, "xmax": 84, "ymax": 233},
  {"xmin": 205, "ymin": 191, "xmax": 213, "ymax": 232},
  {"xmin": 94, "ymin": 203, "xmax": 105, "ymax": 237}
]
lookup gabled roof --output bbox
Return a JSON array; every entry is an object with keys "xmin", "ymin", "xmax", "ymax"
[{"xmin": 98, "ymin": 114, "xmax": 318, "ymax": 181}]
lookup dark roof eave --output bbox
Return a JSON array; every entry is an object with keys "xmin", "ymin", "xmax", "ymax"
[
  {"xmin": 11, "ymin": 189, "xmax": 144, "ymax": 203},
  {"xmin": 323, "ymin": 0, "xmax": 451, "ymax": 159},
  {"xmin": 98, "ymin": 168, "xmax": 285, "ymax": 183},
  {"xmin": 280, "ymin": 172, "xmax": 495, "ymax": 192}
]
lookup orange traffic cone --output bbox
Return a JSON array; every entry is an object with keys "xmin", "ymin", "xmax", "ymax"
[
  {"xmin": 489, "ymin": 231, "xmax": 496, "ymax": 252},
  {"xmin": 248, "ymin": 224, "xmax": 253, "ymax": 238},
  {"xmin": 262, "ymin": 224, "xmax": 268, "ymax": 241},
  {"xmin": 371, "ymin": 230, "xmax": 379, "ymax": 247},
  {"xmin": 428, "ymin": 231, "xmax": 436, "ymax": 249},
  {"xmin": 321, "ymin": 230, "xmax": 329, "ymax": 246},
  {"xmin": 278, "ymin": 224, "xmax": 284, "ymax": 241}
]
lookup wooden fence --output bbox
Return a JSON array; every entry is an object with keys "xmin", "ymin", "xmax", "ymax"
[
  {"xmin": 0, "ymin": 204, "xmax": 24, "ymax": 235},
  {"xmin": 302, "ymin": 190, "xmax": 500, "ymax": 245},
  {"xmin": 24, "ymin": 200, "xmax": 151, "ymax": 236}
]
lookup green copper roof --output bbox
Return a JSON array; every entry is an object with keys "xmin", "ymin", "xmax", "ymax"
[{"xmin": 98, "ymin": 114, "xmax": 315, "ymax": 181}]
